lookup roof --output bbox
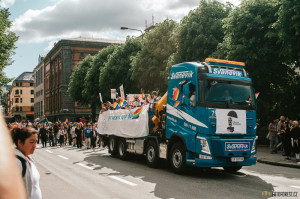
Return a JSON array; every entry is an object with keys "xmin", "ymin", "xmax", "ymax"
[
  {"xmin": 64, "ymin": 37, "xmax": 125, "ymax": 44},
  {"xmin": 14, "ymin": 72, "xmax": 34, "ymax": 81}
]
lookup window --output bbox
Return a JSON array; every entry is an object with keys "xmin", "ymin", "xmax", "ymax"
[
  {"xmin": 16, "ymin": 82, "xmax": 19, "ymax": 87},
  {"xmin": 19, "ymin": 82, "xmax": 22, "ymax": 86},
  {"xmin": 31, "ymin": 98, "xmax": 34, "ymax": 103},
  {"xmin": 15, "ymin": 107, "xmax": 19, "ymax": 112},
  {"xmin": 20, "ymin": 107, "xmax": 22, "ymax": 111},
  {"xmin": 15, "ymin": 98, "xmax": 19, "ymax": 103},
  {"xmin": 20, "ymin": 90, "xmax": 22, "ymax": 94},
  {"xmin": 31, "ymin": 106, "xmax": 34, "ymax": 111},
  {"xmin": 79, "ymin": 52, "xmax": 85, "ymax": 59},
  {"xmin": 20, "ymin": 98, "xmax": 22, "ymax": 103},
  {"xmin": 15, "ymin": 90, "xmax": 19, "ymax": 94},
  {"xmin": 30, "ymin": 83, "xmax": 33, "ymax": 86},
  {"xmin": 31, "ymin": 90, "xmax": 34, "ymax": 94}
]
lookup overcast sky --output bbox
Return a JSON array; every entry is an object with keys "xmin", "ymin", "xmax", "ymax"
[{"xmin": 2, "ymin": 0, "xmax": 241, "ymax": 81}]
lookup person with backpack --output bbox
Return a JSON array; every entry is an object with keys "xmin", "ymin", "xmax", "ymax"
[{"xmin": 11, "ymin": 126, "xmax": 42, "ymax": 199}]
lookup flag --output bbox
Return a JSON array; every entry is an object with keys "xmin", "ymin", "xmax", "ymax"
[
  {"xmin": 172, "ymin": 87, "xmax": 180, "ymax": 100},
  {"xmin": 120, "ymin": 84, "xmax": 125, "ymax": 99},
  {"xmin": 65, "ymin": 118, "xmax": 68, "ymax": 124},
  {"xmin": 141, "ymin": 93, "xmax": 145, "ymax": 100},
  {"xmin": 173, "ymin": 101, "xmax": 180, "ymax": 108},
  {"xmin": 111, "ymin": 89, "xmax": 116, "ymax": 99},
  {"xmin": 133, "ymin": 107, "xmax": 143, "ymax": 119},
  {"xmin": 113, "ymin": 102, "xmax": 120, "ymax": 110},
  {"xmin": 34, "ymin": 117, "xmax": 40, "ymax": 123},
  {"xmin": 99, "ymin": 93, "xmax": 103, "ymax": 103},
  {"xmin": 119, "ymin": 99, "xmax": 128, "ymax": 107},
  {"xmin": 255, "ymin": 92, "xmax": 260, "ymax": 99}
]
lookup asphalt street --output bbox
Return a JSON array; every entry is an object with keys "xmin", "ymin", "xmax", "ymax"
[{"xmin": 33, "ymin": 144, "xmax": 300, "ymax": 199}]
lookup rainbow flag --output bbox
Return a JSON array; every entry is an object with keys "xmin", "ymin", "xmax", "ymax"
[
  {"xmin": 255, "ymin": 92, "xmax": 260, "ymax": 99},
  {"xmin": 141, "ymin": 93, "xmax": 145, "ymax": 100},
  {"xmin": 113, "ymin": 102, "xmax": 120, "ymax": 110},
  {"xmin": 119, "ymin": 99, "xmax": 128, "ymax": 107},
  {"xmin": 65, "ymin": 118, "xmax": 68, "ymax": 123},
  {"xmin": 34, "ymin": 117, "xmax": 40, "ymax": 122},
  {"xmin": 173, "ymin": 101, "xmax": 180, "ymax": 108},
  {"xmin": 172, "ymin": 87, "xmax": 180, "ymax": 100},
  {"xmin": 133, "ymin": 107, "xmax": 143, "ymax": 119}
]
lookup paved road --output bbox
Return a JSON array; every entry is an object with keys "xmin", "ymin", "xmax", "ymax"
[{"xmin": 33, "ymin": 144, "xmax": 300, "ymax": 199}]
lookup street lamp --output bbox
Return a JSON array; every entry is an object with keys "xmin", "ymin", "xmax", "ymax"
[{"xmin": 120, "ymin": 27, "xmax": 143, "ymax": 39}]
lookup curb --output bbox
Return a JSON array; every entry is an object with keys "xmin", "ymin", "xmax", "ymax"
[{"xmin": 257, "ymin": 159, "xmax": 300, "ymax": 169}]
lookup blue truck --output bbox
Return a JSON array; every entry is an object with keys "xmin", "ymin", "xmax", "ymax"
[{"xmin": 99, "ymin": 58, "xmax": 257, "ymax": 174}]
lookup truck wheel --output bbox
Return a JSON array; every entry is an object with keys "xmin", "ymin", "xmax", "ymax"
[
  {"xmin": 146, "ymin": 140, "xmax": 159, "ymax": 168},
  {"xmin": 108, "ymin": 136, "xmax": 118, "ymax": 156},
  {"xmin": 118, "ymin": 138, "xmax": 128, "ymax": 160},
  {"xmin": 170, "ymin": 142, "xmax": 186, "ymax": 174},
  {"xmin": 223, "ymin": 166, "xmax": 242, "ymax": 172}
]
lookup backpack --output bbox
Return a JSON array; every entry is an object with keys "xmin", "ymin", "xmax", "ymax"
[{"xmin": 16, "ymin": 155, "xmax": 26, "ymax": 177}]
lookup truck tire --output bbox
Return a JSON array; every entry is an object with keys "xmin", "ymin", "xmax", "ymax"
[
  {"xmin": 118, "ymin": 138, "xmax": 128, "ymax": 160},
  {"xmin": 223, "ymin": 166, "xmax": 242, "ymax": 172},
  {"xmin": 108, "ymin": 136, "xmax": 118, "ymax": 156},
  {"xmin": 170, "ymin": 142, "xmax": 186, "ymax": 174},
  {"xmin": 146, "ymin": 140, "xmax": 160, "ymax": 168}
]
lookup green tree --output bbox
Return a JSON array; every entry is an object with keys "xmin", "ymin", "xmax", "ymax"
[
  {"xmin": 0, "ymin": 8, "xmax": 18, "ymax": 86},
  {"xmin": 82, "ymin": 45, "xmax": 117, "ymax": 122},
  {"xmin": 275, "ymin": 0, "xmax": 300, "ymax": 67},
  {"xmin": 214, "ymin": 0, "xmax": 300, "ymax": 129},
  {"xmin": 130, "ymin": 19, "xmax": 178, "ymax": 93},
  {"xmin": 68, "ymin": 55, "xmax": 94, "ymax": 103},
  {"xmin": 99, "ymin": 37, "xmax": 142, "ymax": 102},
  {"xmin": 174, "ymin": 0, "xmax": 232, "ymax": 64}
]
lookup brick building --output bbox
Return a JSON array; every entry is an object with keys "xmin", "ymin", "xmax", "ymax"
[
  {"xmin": 8, "ymin": 72, "xmax": 34, "ymax": 121},
  {"xmin": 33, "ymin": 54, "xmax": 45, "ymax": 119},
  {"xmin": 43, "ymin": 37, "xmax": 124, "ymax": 122}
]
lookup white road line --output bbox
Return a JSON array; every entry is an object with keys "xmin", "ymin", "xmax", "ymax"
[
  {"xmin": 57, "ymin": 155, "xmax": 68, "ymax": 160},
  {"xmin": 109, "ymin": 176, "xmax": 137, "ymax": 186},
  {"xmin": 45, "ymin": 150, "xmax": 53, "ymax": 153},
  {"xmin": 290, "ymin": 186, "xmax": 300, "ymax": 189},
  {"xmin": 76, "ymin": 163, "xmax": 93, "ymax": 170}
]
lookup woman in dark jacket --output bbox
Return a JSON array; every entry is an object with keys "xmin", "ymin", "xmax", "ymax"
[
  {"xmin": 282, "ymin": 121, "xmax": 292, "ymax": 160},
  {"xmin": 291, "ymin": 121, "xmax": 300, "ymax": 162},
  {"xmin": 91, "ymin": 125, "xmax": 97, "ymax": 152},
  {"xmin": 75, "ymin": 123, "xmax": 83, "ymax": 148}
]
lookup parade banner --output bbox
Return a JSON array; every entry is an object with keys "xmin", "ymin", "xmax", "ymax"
[
  {"xmin": 97, "ymin": 105, "xmax": 149, "ymax": 138},
  {"xmin": 111, "ymin": 89, "xmax": 116, "ymax": 99},
  {"xmin": 215, "ymin": 109, "xmax": 246, "ymax": 134},
  {"xmin": 120, "ymin": 84, "xmax": 125, "ymax": 99}
]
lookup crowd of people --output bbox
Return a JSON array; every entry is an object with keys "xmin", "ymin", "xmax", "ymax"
[{"xmin": 268, "ymin": 116, "xmax": 300, "ymax": 163}]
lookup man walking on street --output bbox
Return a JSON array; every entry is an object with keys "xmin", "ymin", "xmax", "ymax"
[
  {"xmin": 40, "ymin": 123, "xmax": 48, "ymax": 148},
  {"xmin": 84, "ymin": 123, "xmax": 92, "ymax": 149}
]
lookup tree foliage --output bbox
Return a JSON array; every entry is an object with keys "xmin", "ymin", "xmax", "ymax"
[
  {"xmin": 68, "ymin": 55, "xmax": 94, "ymax": 103},
  {"xmin": 99, "ymin": 37, "xmax": 142, "ymax": 102},
  {"xmin": 0, "ymin": 8, "xmax": 18, "ymax": 86},
  {"xmin": 174, "ymin": 0, "xmax": 232, "ymax": 63},
  {"xmin": 130, "ymin": 19, "xmax": 178, "ymax": 93}
]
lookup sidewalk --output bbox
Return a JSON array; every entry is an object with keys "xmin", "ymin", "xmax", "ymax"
[{"xmin": 257, "ymin": 145, "xmax": 300, "ymax": 169}]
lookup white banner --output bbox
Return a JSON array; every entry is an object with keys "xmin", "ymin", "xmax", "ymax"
[
  {"xmin": 111, "ymin": 89, "xmax": 116, "ymax": 99},
  {"xmin": 215, "ymin": 109, "xmax": 246, "ymax": 134},
  {"xmin": 99, "ymin": 93, "xmax": 103, "ymax": 103},
  {"xmin": 120, "ymin": 84, "xmax": 125, "ymax": 99},
  {"xmin": 97, "ymin": 105, "xmax": 149, "ymax": 138}
]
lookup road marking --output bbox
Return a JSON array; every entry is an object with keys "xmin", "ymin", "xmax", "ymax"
[
  {"xmin": 57, "ymin": 155, "xmax": 68, "ymax": 160},
  {"xmin": 291, "ymin": 186, "xmax": 300, "ymax": 189},
  {"xmin": 109, "ymin": 176, "xmax": 137, "ymax": 186},
  {"xmin": 45, "ymin": 150, "xmax": 53, "ymax": 153},
  {"xmin": 76, "ymin": 163, "xmax": 93, "ymax": 170}
]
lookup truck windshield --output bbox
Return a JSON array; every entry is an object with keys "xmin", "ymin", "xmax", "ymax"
[{"xmin": 199, "ymin": 80, "xmax": 255, "ymax": 110}]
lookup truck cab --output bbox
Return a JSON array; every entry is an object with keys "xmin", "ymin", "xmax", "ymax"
[{"xmin": 165, "ymin": 58, "xmax": 257, "ymax": 173}]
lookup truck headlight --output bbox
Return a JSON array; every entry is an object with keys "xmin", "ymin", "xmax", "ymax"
[
  {"xmin": 197, "ymin": 136, "xmax": 211, "ymax": 155},
  {"xmin": 251, "ymin": 136, "xmax": 258, "ymax": 153}
]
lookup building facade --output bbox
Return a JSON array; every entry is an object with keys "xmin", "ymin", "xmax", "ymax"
[
  {"xmin": 44, "ymin": 38, "xmax": 124, "ymax": 122},
  {"xmin": 8, "ymin": 72, "xmax": 34, "ymax": 121},
  {"xmin": 33, "ymin": 54, "xmax": 45, "ymax": 119}
]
